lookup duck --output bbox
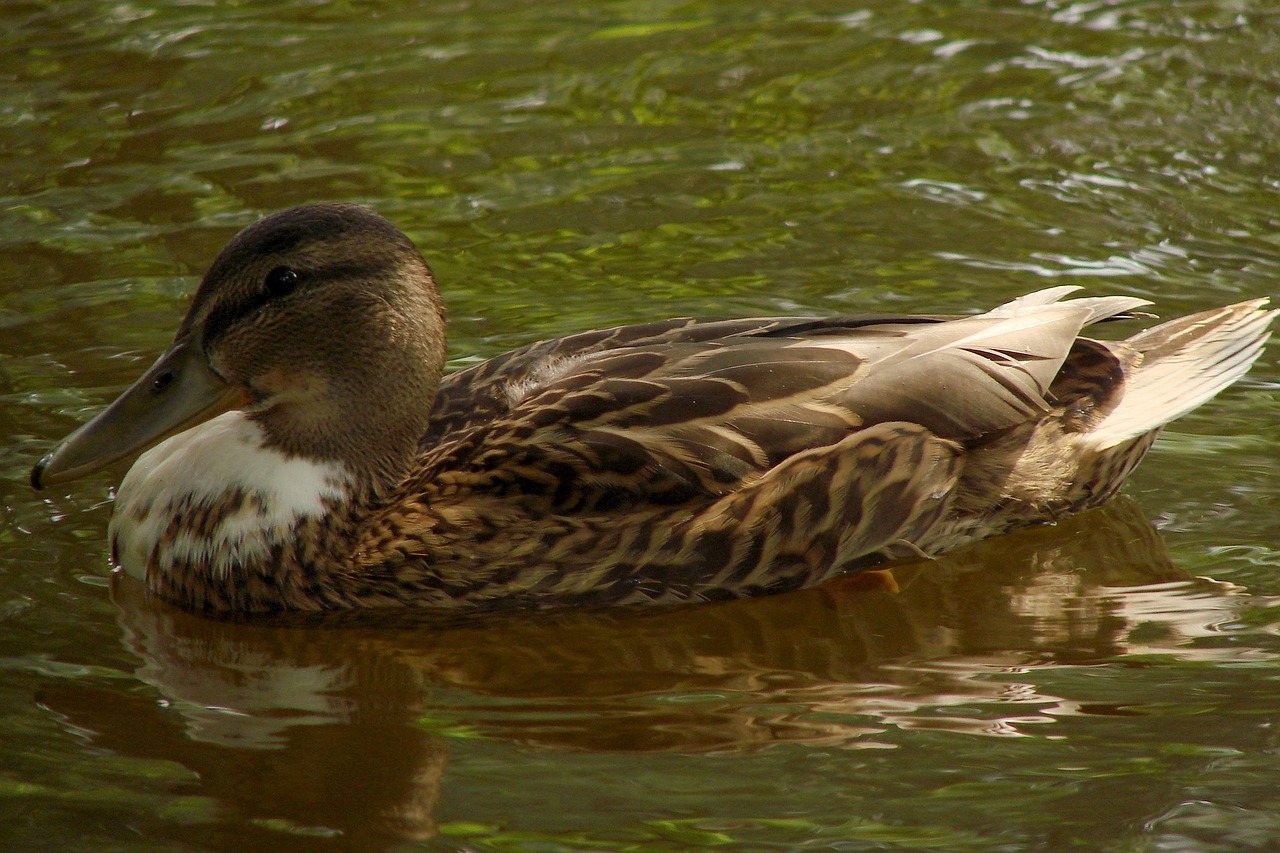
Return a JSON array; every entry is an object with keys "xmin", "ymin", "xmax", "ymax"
[{"xmin": 31, "ymin": 202, "xmax": 1276, "ymax": 614}]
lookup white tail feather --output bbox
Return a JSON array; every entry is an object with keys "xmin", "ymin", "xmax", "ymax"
[{"xmin": 1088, "ymin": 299, "xmax": 1275, "ymax": 448}]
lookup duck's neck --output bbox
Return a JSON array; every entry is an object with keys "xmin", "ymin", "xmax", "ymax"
[{"xmin": 110, "ymin": 410, "xmax": 372, "ymax": 612}]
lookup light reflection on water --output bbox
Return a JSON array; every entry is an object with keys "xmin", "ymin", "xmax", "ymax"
[
  {"xmin": 3, "ymin": 1, "xmax": 1280, "ymax": 851},
  {"xmin": 21, "ymin": 501, "xmax": 1280, "ymax": 849}
]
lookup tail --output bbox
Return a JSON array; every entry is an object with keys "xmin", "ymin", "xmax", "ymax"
[{"xmin": 1087, "ymin": 298, "xmax": 1275, "ymax": 449}]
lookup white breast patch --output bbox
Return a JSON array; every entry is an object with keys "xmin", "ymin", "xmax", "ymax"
[{"xmin": 109, "ymin": 411, "xmax": 351, "ymax": 582}]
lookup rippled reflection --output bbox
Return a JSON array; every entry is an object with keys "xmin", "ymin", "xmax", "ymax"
[{"xmin": 35, "ymin": 499, "xmax": 1276, "ymax": 846}]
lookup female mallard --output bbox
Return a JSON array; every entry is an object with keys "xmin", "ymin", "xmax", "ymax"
[{"xmin": 32, "ymin": 203, "xmax": 1275, "ymax": 614}]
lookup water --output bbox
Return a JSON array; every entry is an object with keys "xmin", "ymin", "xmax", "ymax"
[{"xmin": 3, "ymin": 1, "xmax": 1280, "ymax": 850}]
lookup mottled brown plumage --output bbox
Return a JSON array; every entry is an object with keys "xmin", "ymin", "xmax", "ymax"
[{"xmin": 31, "ymin": 203, "xmax": 1276, "ymax": 614}]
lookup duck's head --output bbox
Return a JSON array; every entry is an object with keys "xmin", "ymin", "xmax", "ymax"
[{"xmin": 32, "ymin": 203, "xmax": 447, "ymax": 491}]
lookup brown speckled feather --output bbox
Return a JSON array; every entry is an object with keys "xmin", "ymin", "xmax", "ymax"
[{"xmin": 343, "ymin": 290, "xmax": 1183, "ymax": 609}]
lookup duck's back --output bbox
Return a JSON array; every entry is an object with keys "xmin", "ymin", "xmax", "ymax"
[{"xmin": 416, "ymin": 288, "xmax": 1137, "ymax": 502}]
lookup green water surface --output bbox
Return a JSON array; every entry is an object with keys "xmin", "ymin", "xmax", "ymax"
[{"xmin": 3, "ymin": 2, "xmax": 1280, "ymax": 851}]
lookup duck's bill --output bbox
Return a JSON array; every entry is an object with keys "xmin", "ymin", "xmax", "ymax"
[{"xmin": 31, "ymin": 337, "xmax": 248, "ymax": 490}]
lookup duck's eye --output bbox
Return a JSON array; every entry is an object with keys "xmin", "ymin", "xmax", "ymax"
[{"xmin": 264, "ymin": 266, "xmax": 300, "ymax": 298}]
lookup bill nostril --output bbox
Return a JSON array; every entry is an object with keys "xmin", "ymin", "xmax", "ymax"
[{"xmin": 151, "ymin": 369, "xmax": 176, "ymax": 393}]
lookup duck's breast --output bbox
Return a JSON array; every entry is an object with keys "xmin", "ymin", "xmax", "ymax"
[{"xmin": 109, "ymin": 411, "xmax": 351, "ymax": 583}]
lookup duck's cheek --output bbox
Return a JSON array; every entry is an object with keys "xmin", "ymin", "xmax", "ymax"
[
  {"xmin": 248, "ymin": 367, "xmax": 330, "ymax": 405},
  {"xmin": 242, "ymin": 371, "xmax": 348, "ymax": 452}
]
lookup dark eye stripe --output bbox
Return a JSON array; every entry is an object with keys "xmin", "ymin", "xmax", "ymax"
[
  {"xmin": 199, "ymin": 259, "xmax": 389, "ymax": 347},
  {"xmin": 202, "ymin": 289, "xmax": 276, "ymax": 347}
]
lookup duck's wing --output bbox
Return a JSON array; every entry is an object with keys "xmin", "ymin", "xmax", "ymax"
[
  {"xmin": 417, "ymin": 289, "xmax": 1149, "ymax": 512},
  {"xmin": 417, "ymin": 314, "xmax": 944, "ymax": 507},
  {"xmin": 421, "ymin": 314, "xmax": 947, "ymax": 443}
]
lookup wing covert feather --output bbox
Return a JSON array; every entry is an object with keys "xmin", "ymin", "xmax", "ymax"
[{"xmin": 413, "ymin": 299, "xmax": 1099, "ymax": 511}]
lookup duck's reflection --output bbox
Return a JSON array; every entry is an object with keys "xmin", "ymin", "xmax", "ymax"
[{"xmin": 40, "ymin": 498, "xmax": 1256, "ymax": 846}]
